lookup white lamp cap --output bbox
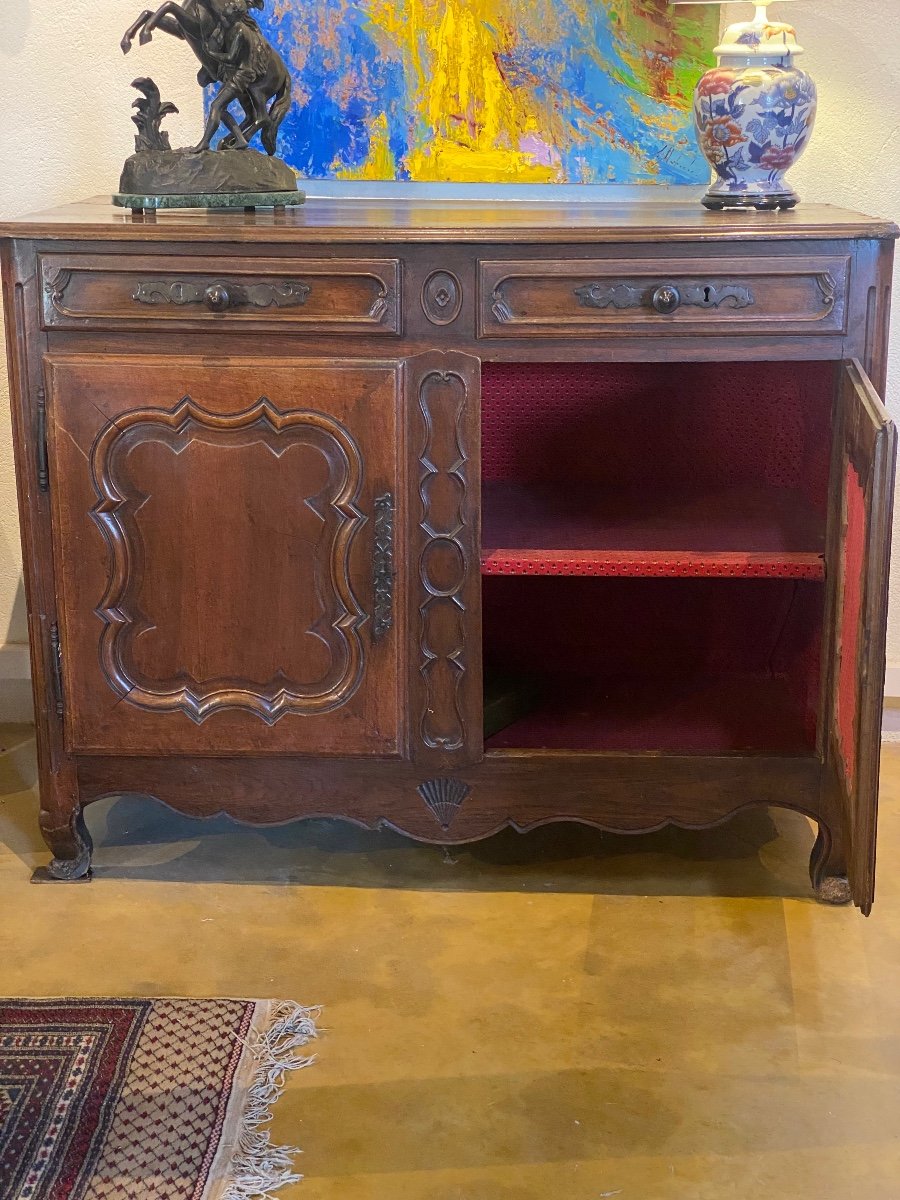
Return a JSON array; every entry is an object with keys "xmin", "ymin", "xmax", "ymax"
[
  {"xmin": 717, "ymin": 14, "xmax": 803, "ymax": 58},
  {"xmin": 668, "ymin": 1, "xmax": 802, "ymax": 57}
]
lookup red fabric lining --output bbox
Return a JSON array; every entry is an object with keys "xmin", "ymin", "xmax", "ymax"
[
  {"xmin": 481, "ymin": 552, "xmax": 824, "ymax": 579},
  {"xmin": 480, "ymin": 360, "xmax": 832, "ymax": 579},
  {"xmin": 481, "ymin": 481, "xmax": 825, "ymax": 579},
  {"xmin": 483, "ymin": 577, "xmax": 823, "ymax": 753},
  {"xmin": 484, "ymin": 675, "xmax": 813, "ymax": 753},
  {"xmin": 479, "ymin": 362, "xmax": 830, "ymax": 752},
  {"xmin": 837, "ymin": 461, "xmax": 866, "ymax": 786},
  {"xmin": 482, "ymin": 360, "xmax": 833, "ymax": 500}
]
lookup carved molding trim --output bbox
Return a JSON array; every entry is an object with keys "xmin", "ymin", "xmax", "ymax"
[
  {"xmin": 422, "ymin": 270, "xmax": 463, "ymax": 326},
  {"xmin": 90, "ymin": 396, "xmax": 366, "ymax": 724},
  {"xmin": 44, "ymin": 268, "xmax": 74, "ymax": 314},
  {"xmin": 816, "ymin": 271, "xmax": 837, "ymax": 312},
  {"xmin": 368, "ymin": 283, "xmax": 392, "ymax": 323},
  {"xmin": 132, "ymin": 278, "xmax": 311, "ymax": 309},
  {"xmin": 417, "ymin": 777, "xmax": 471, "ymax": 830},
  {"xmin": 372, "ymin": 492, "xmax": 394, "ymax": 641},
  {"xmin": 417, "ymin": 370, "xmax": 470, "ymax": 753},
  {"xmin": 490, "ymin": 288, "xmax": 514, "ymax": 324}
]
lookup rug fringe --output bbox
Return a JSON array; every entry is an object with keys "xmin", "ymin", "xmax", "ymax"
[{"xmin": 220, "ymin": 1001, "xmax": 320, "ymax": 1200}]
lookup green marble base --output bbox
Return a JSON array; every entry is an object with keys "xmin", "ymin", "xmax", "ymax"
[{"xmin": 112, "ymin": 189, "xmax": 306, "ymax": 213}]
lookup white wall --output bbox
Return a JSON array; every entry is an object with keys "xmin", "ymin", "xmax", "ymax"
[
  {"xmin": 720, "ymin": 3, "xmax": 900, "ymax": 670},
  {"xmin": 0, "ymin": 0, "xmax": 898, "ymax": 718},
  {"xmin": 0, "ymin": 1, "xmax": 205, "ymax": 718}
]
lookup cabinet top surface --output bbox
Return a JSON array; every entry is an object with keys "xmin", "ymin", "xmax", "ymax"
[{"xmin": 1, "ymin": 195, "xmax": 897, "ymax": 245}]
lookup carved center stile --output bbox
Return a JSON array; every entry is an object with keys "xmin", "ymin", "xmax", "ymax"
[
  {"xmin": 417, "ymin": 370, "xmax": 470, "ymax": 752},
  {"xmin": 90, "ymin": 395, "xmax": 366, "ymax": 724}
]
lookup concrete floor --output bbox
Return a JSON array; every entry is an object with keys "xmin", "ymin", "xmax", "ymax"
[{"xmin": 2, "ymin": 729, "xmax": 900, "ymax": 1199}]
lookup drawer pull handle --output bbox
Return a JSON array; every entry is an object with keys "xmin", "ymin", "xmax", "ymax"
[
  {"xmin": 372, "ymin": 492, "xmax": 394, "ymax": 641},
  {"xmin": 574, "ymin": 281, "xmax": 755, "ymax": 313},
  {"xmin": 204, "ymin": 283, "xmax": 232, "ymax": 312},
  {"xmin": 652, "ymin": 285, "xmax": 681, "ymax": 315},
  {"xmin": 132, "ymin": 278, "xmax": 311, "ymax": 310}
]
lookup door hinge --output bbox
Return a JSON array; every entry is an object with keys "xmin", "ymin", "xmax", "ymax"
[
  {"xmin": 36, "ymin": 387, "xmax": 49, "ymax": 492},
  {"xmin": 49, "ymin": 621, "xmax": 64, "ymax": 717}
]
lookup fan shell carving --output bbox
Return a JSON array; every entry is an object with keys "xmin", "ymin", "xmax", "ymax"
[{"xmin": 417, "ymin": 777, "xmax": 471, "ymax": 829}]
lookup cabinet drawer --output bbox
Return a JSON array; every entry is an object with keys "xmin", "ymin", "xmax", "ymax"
[
  {"xmin": 478, "ymin": 255, "xmax": 850, "ymax": 338},
  {"xmin": 40, "ymin": 253, "xmax": 400, "ymax": 334}
]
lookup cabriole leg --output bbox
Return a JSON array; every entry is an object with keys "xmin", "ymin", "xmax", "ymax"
[
  {"xmin": 809, "ymin": 821, "xmax": 851, "ymax": 906},
  {"xmin": 34, "ymin": 784, "xmax": 93, "ymax": 883}
]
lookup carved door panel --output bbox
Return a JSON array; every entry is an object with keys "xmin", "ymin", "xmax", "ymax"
[
  {"xmin": 45, "ymin": 354, "xmax": 402, "ymax": 756},
  {"xmin": 406, "ymin": 351, "xmax": 483, "ymax": 768},
  {"xmin": 825, "ymin": 360, "xmax": 897, "ymax": 914}
]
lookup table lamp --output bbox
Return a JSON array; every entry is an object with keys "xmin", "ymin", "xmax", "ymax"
[{"xmin": 670, "ymin": 1, "xmax": 815, "ymax": 210}]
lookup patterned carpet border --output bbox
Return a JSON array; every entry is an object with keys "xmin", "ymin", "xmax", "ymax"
[{"xmin": 0, "ymin": 998, "xmax": 319, "ymax": 1200}]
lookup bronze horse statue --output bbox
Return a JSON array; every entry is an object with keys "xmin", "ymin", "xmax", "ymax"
[{"xmin": 121, "ymin": 0, "xmax": 292, "ymax": 155}]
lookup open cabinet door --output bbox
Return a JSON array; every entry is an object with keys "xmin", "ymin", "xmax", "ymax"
[{"xmin": 825, "ymin": 360, "xmax": 897, "ymax": 914}]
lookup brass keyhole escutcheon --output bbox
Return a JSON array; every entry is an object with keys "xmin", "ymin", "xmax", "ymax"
[{"xmin": 651, "ymin": 285, "xmax": 681, "ymax": 315}]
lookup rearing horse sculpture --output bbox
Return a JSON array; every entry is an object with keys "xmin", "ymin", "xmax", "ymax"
[{"xmin": 121, "ymin": 0, "xmax": 292, "ymax": 155}]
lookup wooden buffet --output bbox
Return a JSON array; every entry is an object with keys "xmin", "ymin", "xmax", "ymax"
[{"xmin": 1, "ymin": 196, "xmax": 896, "ymax": 911}]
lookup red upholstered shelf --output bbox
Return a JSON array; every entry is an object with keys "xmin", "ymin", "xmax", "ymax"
[
  {"xmin": 484, "ymin": 674, "xmax": 815, "ymax": 754},
  {"xmin": 479, "ymin": 361, "xmax": 830, "ymax": 754},
  {"xmin": 481, "ymin": 482, "xmax": 826, "ymax": 579},
  {"xmin": 482, "ymin": 575, "xmax": 824, "ymax": 754}
]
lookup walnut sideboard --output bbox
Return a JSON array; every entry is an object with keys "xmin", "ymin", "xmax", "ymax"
[{"xmin": 1, "ymin": 196, "xmax": 896, "ymax": 911}]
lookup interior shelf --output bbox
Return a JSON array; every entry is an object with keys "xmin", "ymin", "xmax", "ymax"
[
  {"xmin": 482, "ymin": 575, "xmax": 823, "ymax": 755},
  {"xmin": 484, "ymin": 673, "xmax": 815, "ymax": 754},
  {"xmin": 479, "ymin": 361, "xmax": 831, "ymax": 756},
  {"xmin": 481, "ymin": 481, "xmax": 826, "ymax": 579}
]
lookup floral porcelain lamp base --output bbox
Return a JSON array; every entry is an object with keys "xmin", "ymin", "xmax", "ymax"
[{"xmin": 689, "ymin": 0, "xmax": 815, "ymax": 211}]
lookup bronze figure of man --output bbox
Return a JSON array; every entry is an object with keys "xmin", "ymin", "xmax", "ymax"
[{"xmin": 121, "ymin": 0, "xmax": 292, "ymax": 155}]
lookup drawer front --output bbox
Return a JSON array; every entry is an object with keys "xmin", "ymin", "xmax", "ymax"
[
  {"xmin": 40, "ymin": 253, "xmax": 400, "ymax": 334},
  {"xmin": 479, "ymin": 255, "xmax": 850, "ymax": 338}
]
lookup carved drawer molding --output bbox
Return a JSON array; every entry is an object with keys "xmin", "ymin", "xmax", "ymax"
[
  {"xmin": 478, "ymin": 255, "xmax": 850, "ymax": 338},
  {"xmin": 40, "ymin": 253, "xmax": 401, "ymax": 334}
]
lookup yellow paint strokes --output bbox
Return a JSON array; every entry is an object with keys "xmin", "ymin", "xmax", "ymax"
[
  {"xmin": 366, "ymin": 0, "xmax": 430, "ymax": 107},
  {"xmin": 335, "ymin": 113, "xmax": 398, "ymax": 179},
  {"xmin": 406, "ymin": 140, "xmax": 557, "ymax": 183},
  {"xmin": 362, "ymin": 0, "xmax": 564, "ymax": 182},
  {"xmin": 428, "ymin": 0, "xmax": 543, "ymax": 181}
]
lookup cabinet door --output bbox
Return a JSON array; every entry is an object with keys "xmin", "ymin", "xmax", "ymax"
[
  {"xmin": 827, "ymin": 360, "xmax": 897, "ymax": 914},
  {"xmin": 45, "ymin": 354, "xmax": 403, "ymax": 756}
]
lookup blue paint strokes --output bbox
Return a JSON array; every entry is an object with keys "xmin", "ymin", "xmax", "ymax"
[{"xmin": 207, "ymin": 0, "xmax": 711, "ymax": 184}]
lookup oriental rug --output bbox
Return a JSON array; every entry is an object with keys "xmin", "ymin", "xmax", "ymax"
[{"xmin": 0, "ymin": 998, "xmax": 319, "ymax": 1200}]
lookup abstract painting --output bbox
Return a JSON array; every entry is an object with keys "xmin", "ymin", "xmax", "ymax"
[{"xmin": 258, "ymin": 0, "xmax": 718, "ymax": 184}]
